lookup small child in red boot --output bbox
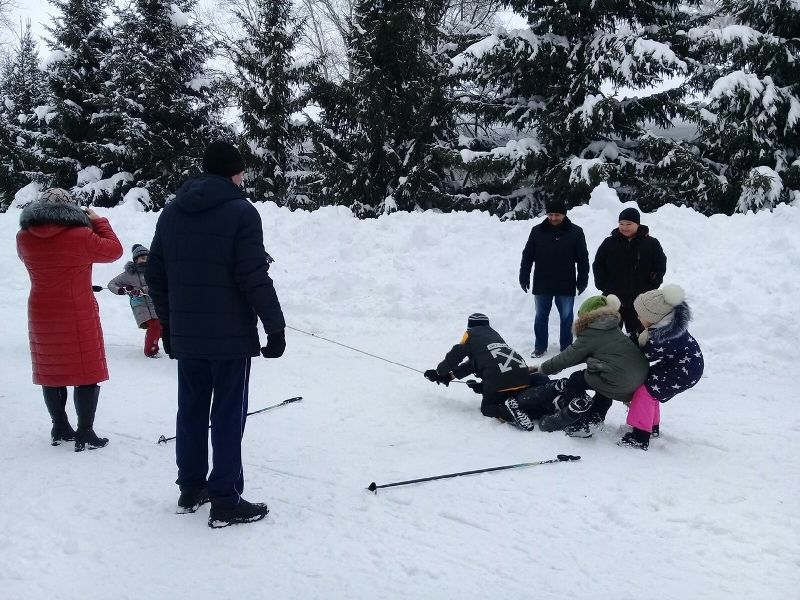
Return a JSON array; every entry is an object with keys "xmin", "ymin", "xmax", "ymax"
[{"xmin": 107, "ymin": 244, "xmax": 162, "ymax": 357}]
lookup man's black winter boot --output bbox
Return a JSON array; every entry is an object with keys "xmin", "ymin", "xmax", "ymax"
[
  {"xmin": 208, "ymin": 499, "xmax": 269, "ymax": 528},
  {"xmin": 42, "ymin": 386, "xmax": 76, "ymax": 446},
  {"xmin": 73, "ymin": 385, "xmax": 108, "ymax": 452},
  {"xmin": 177, "ymin": 487, "xmax": 211, "ymax": 514}
]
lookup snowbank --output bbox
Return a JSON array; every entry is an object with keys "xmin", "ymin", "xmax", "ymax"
[{"xmin": 1, "ymin": 187, "xmax": 798, "ymax": 599}]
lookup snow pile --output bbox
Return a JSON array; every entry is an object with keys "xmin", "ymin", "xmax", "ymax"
[
  {"xmin": 1, "ymin": 185, "xmax": 798, "ymax": 599},
  {"xmin": 169, "ymin": 4, "xmax": 189, "ymax": 28}
]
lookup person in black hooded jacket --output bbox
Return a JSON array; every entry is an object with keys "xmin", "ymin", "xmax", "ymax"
[
  {"xmin": 592, "ymin": 207, "xmax": 667, "ymax": 333},
  {"xmin": 424, "ymin": 313, "xmax": 532, "ymax": 423},
  {"xmin": 146, "ymin": 140, "xmax": 285, "ymax": 528}
]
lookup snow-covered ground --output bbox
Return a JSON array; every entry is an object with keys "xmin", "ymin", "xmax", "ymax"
[{"xmin": 1, "ymin": 186, "xmax": 798, "ymax": 599}]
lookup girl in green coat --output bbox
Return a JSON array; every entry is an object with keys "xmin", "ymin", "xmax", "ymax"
[{"xmin": 530, "ymin": 294, "xmax": 649, "ymax": 432}]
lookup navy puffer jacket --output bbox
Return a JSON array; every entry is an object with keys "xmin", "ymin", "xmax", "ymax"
[{"xmin": 146, "ymin": 174, "xmax": 285, "ymax": 359}]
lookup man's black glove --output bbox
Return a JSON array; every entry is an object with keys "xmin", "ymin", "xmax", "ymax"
[
  {"xmin": 466, "ymin": 380, "xmax": 483, "ymax": 395},
  {"xmin": 161, "ymin": 324, "xmax": 174, "ymax": 359},
  {"xmin": 424, "ymin": 369, "xmax": 450, "ymax": 386},
  {"xmin": 261, "ymin": 329, "xmax": 286, "ymax": 358},
  {"xmin": 519, "ymin": 273, "xmax": 529, "ymax": 293}
]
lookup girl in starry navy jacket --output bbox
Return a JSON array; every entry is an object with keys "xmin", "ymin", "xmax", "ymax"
[{"xmin": 620, "ymin": 284, "xmax": 704, "ymax": 450}]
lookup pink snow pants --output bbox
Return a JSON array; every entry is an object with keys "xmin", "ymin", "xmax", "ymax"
[{"xmin": 626, "ymin": 385, "xmax": 660, "ymax": 433}]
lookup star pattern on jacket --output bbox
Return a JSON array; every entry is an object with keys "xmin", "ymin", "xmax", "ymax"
[{"xmin": 641, "ymin": 316, "xmax": 704, "ymax": 403}]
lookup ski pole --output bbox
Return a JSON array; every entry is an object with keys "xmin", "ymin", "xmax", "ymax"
[
  {"xmin": 367, "ymin": 454, "xmax": 580, "ymax": 493},
  {"xmin": 156, "ymin": 396, "xmax": 303, "ymax": 444}
]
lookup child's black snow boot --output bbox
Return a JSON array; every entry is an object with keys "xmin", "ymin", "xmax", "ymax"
[
  {"xmin": 539, "ymin": 392, "xmax": 592, "ymax": 432},
  {"xmin": 503, "ymin": 398, "xmax": 535, "ymax": 431},
  {"xmin": 73, "ymin": 385, "xmax": 109, "ymax": 452},
  {"xmin": 618, "ymin": 428, "xmax": 650, "ymax": 451}
]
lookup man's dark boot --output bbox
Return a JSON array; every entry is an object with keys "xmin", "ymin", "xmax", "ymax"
[
  {"xmin": 74, "ymin": 385, "xmax": 109, "ymax": 452},
  {"xmin": 42, "ymin": 386, "xmax": 76, "ymax": 446}
]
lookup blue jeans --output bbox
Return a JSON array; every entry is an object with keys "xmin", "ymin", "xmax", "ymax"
[{"xmin": 534, "ymin": 295, "xmax": 575, "ymax": 352}]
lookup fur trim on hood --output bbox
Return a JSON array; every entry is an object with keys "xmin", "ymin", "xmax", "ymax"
[
  {"xmin": 647, "ymin": 302, "xmax": 692, "ymax": 345},
  {"xmin": 573, "ymin": 306, "xmax": 621, "ymax": 334},
  {"xmin": 19, "ymin": 202, "xmax": 91, "ymax": 230}
]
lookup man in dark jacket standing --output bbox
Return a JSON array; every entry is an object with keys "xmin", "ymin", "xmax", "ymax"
[
  {"xmin": 519, "ymin": 199, "xmax": 589, "ymax": 357},
  {"xmin": 592, "ymin": 207, "xmax": 667, "ymax": 333},
  {"xmin": 146, "ymin": 140, "xmax": 286, "ymax": 528}
]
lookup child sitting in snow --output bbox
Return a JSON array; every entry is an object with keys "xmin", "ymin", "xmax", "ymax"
[
  {"xmin": 527, "ymin": 294, "xmax": 649, "ymax": 432},
  {"xmin": 423, "ymin": 313, "xmax": 542, "ymax": 430},
  {"xmin": 107, "ymin": 244, "xmax": 162, "ymax": 357},
  {"xmin": 618, "ymin": 284, "xmax": 704, "ymax": 450}
]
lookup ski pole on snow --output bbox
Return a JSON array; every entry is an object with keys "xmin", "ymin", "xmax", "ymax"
[
  {"xmin": 366, "ymin": 454, "xmax": 581, "ymax": 493},
  {"xmin": 156, "ymin": 396, "xmax": 303, "ymax": 444}
]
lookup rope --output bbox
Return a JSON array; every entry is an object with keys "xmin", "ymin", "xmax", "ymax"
[{"xmin": 287, "ymin": 324, "xmax": 473, "ymax": 383}]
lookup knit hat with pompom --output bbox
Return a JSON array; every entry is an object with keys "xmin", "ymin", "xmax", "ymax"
[{"xmin": 634, "ymin": 284, "xmax": 685, "ymax": 325}]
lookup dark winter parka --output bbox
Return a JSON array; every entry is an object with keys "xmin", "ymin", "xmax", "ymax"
[
  {"xmin": 145, "ymin": 174, "xmax": 285, "ymax": 359},
  {"xmin": 633, "ymin": 302, "xmax": 704, "ymax": 402},
  {"xmin": 107, "ymin": 262, "xmax": 158, "ymax": 328},
  {"xmin": 17, "ymin": 202, "xmax": 123, "ymax": 386},
  {"xmin": 540, "ymin": 306, "xmax": 649, "ymax": 401},
  {"xmin": 592, "ymin": 225, "xmax": 667, "ymax": 306},
  {"xmin": 519, "ymin": 216, "xmax": 590, "ymax": 295},
  {"xmin": 436, "ymin": 326, "xmax": 530, "ymax": 396}
]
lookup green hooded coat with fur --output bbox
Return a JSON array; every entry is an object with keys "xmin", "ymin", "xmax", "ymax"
[{"xmin": 540, "ymin": 307, "xmax": 648, "ymax": 401}]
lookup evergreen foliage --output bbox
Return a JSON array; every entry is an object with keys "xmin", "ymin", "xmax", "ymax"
[
  {"xmin": 101, "ymin": 0, "xmax": 222, "ymax": 207},
  {"xmin": 686, "ymin": 0, "xmax": 800, "ymax": 212},
  {"xmin": 0, "ymin": 22, "xmax": 50, "ymax": 205},
  {"xmin": 451, "ymin": 0, "xmax": 702, "ymax": 216},
  {"xmin": 229, "ymin": 0, "xmax": 316, "ymax": 207},
  {"xmin": 311, "ymin": 0, "xmax": 456, "ymax": 216},
  {"xmin": 39, "ymin": 0, "xmax": 114, "ymax": 191}
]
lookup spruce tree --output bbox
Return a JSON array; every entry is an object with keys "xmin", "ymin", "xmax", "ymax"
[
  {"xmin": 452, "ymin": 0, "xmax": 702, "ymax": 215},
  {"xmin": 686, "ymin": 0, "xmax": 800, "ymax": 212},
  {"xmin": 229, "ymin": 0, "xmax": 316, "ymax": 206},
  {"xmin": 311, "ymin": 0, "xmax": 455, "ymax": 216},
  {"xmin": 0, "ymin": 22, "xmax": 50, "ymax": 205},
  {"xmin": 39, "ymin": 0, "xmax": 114, "ymax": 190},
  {"xmin": 104, "ymin": 0, "xmax": 222, "ymax": 207}
]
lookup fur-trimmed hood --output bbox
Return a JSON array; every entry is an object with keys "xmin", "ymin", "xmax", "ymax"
[
  {"xmin": 573, "ymin": 307, "xmax": 621, "ymax": 335},
  {"xmin": 19, "ymin": 202, "xmax": 91, "ymax": 231},
  {"xmin": 648, "ymin": 302, "xmax": 691, "ymax": 344}
]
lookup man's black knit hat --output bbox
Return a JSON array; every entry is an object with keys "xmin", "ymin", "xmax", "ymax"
[
  {"xmin": 618, "ymin": 207, "xmax": 641, "ymax": 224},
  {"xmin": 202, "ymin": 140, "xmax": 246, "ymax": 178}
]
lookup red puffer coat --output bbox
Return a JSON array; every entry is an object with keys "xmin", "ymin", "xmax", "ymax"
[{"xmin": 17, "ymin": 203, "xmax": 123, "ymax": 386}]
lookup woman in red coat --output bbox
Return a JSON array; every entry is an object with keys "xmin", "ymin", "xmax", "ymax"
[{"xmin": 17, "ymin": 188, "xmax": 123, "ymax": 451}]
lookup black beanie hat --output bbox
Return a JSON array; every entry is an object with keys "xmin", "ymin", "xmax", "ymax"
[
  {"xmin": 467, "ymin": 313, "xmax": 490, "ymax": 328},
  {"xmin": 545, "ymin": 198, "xmax": 567, "ymax": 215},
  {"xmin": 618, "ymin": 207, "xmax": 641, "ymax": 224},
  {"xmin": 131, "ymin": 244, "xmax": 149, "ymax": 260},
  {"xmin": 202, "ymin": 140, "xmax": 246, "ymax": 178}
]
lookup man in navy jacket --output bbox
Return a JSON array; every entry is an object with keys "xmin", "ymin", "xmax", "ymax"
[
  {"xmin": 147, "ymin": 140, "xmax": 286, "ymax": 528},
  {"xmin": 519, "ymin": 199, "xmax": 589, "ymax": 358}
]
